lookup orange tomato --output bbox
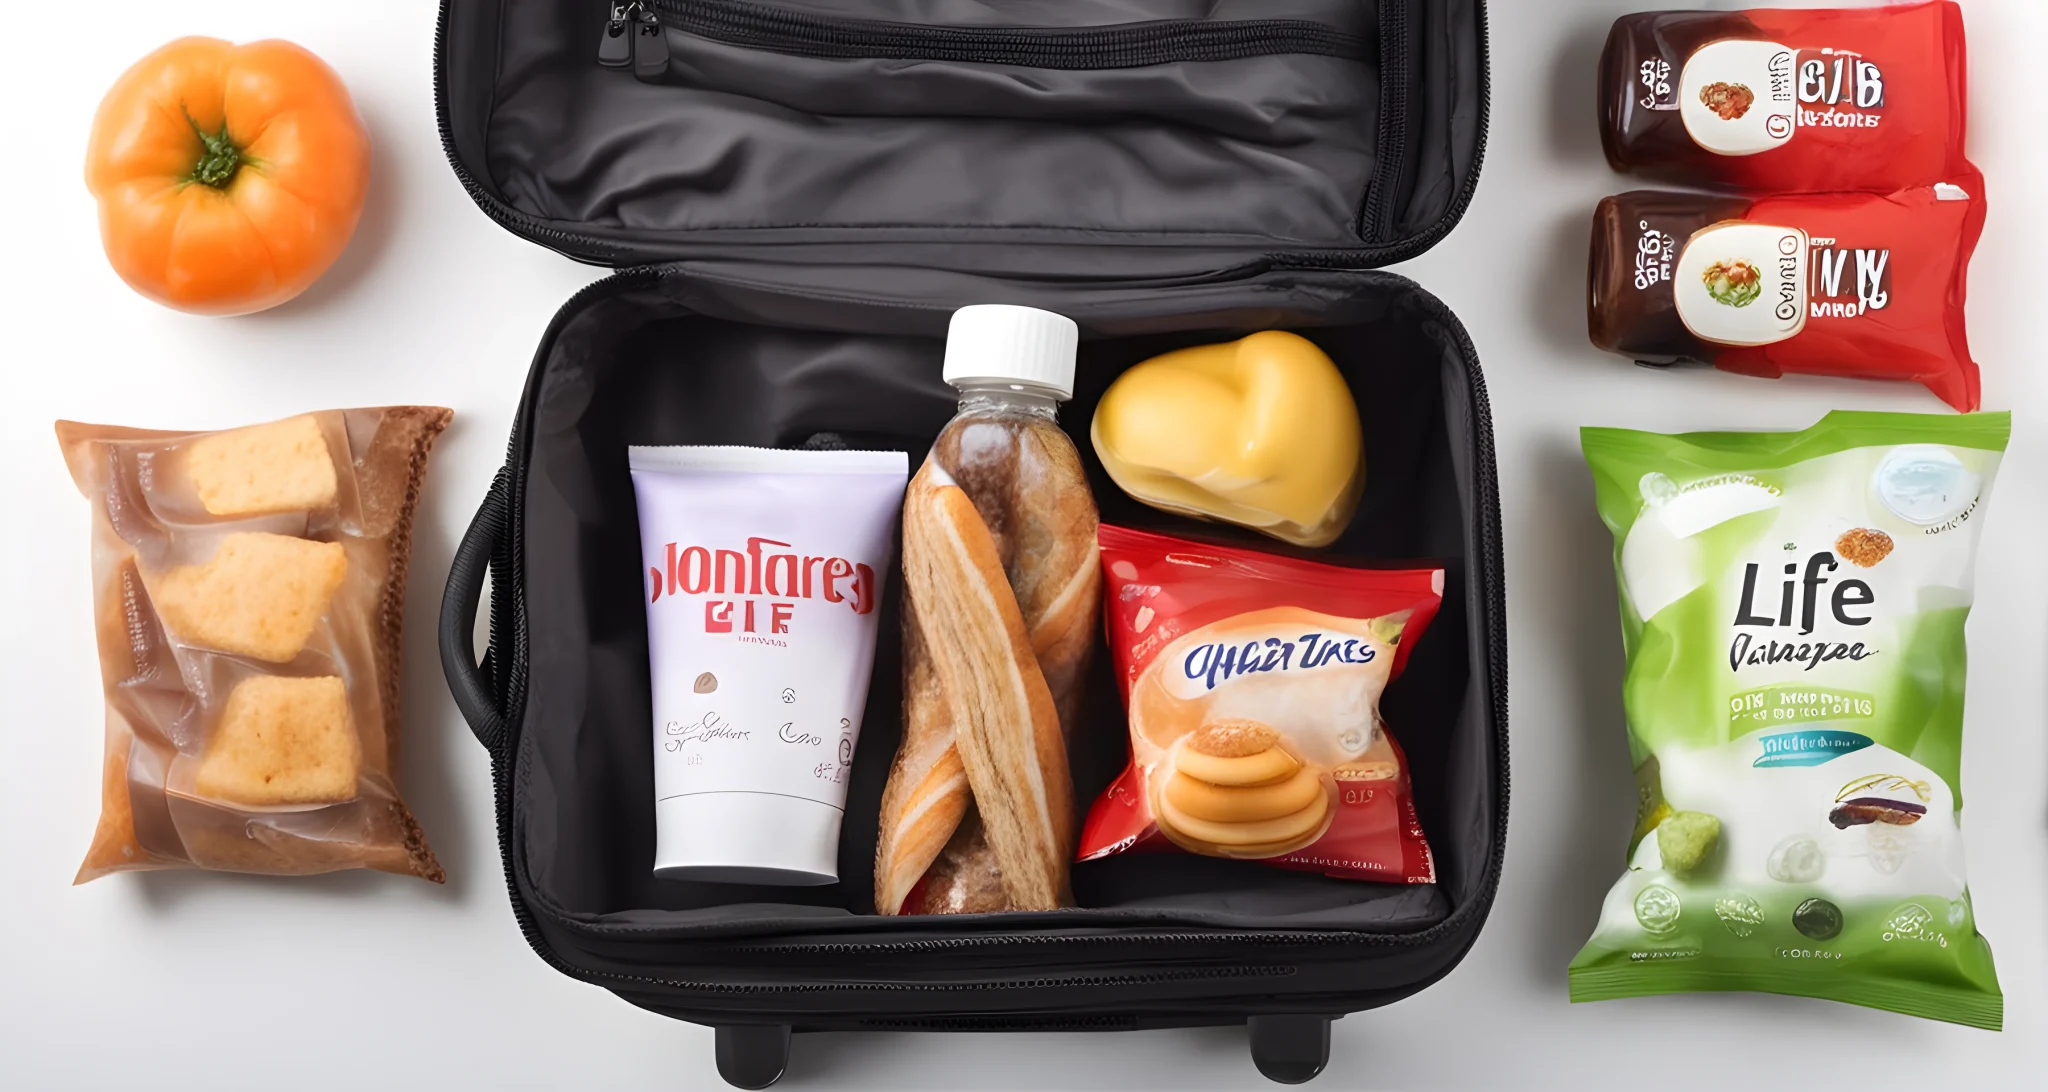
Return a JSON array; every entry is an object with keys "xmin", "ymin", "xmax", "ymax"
[{"xmin": 85, "ymin": 38, "xmax": 370, "ymax": 316}]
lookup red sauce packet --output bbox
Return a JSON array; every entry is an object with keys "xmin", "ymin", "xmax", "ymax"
[
  {"xmin": 1601, "ymin": 2, "xmax": 1973, "ymax": 194},
  {"xmin": 1589, "ymin": 182, "xmax": 1986, "ymax": 411},
  {"xmin": 1076, "ymin": 525, "xmax": 1441, "ymax": 884}
]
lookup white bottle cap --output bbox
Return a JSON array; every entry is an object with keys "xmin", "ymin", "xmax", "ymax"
[{"xmin": 942, "ymin": 304, "xmax": 1079, "ymax": 401}]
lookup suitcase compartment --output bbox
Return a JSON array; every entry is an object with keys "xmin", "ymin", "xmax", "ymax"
[{"xmin": 449, "ymin": 266, "xmax": 1502, "ymax": 946}]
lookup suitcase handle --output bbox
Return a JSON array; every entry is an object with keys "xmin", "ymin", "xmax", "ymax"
[{"xmin": 439, "ymin": 468, "xmax": 511, "ymax": 756}]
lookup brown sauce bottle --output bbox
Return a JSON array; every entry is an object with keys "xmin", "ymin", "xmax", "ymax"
[
  {"xmin": 1588, "ymin": 190, "xmax": 1755, "ymax": 366},
  {"xmin": 1600, "ymin": 12, "xmax": 1769, "ymax": 184}
]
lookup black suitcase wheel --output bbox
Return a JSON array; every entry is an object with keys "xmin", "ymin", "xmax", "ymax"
[
  {"xmin": 715, "ymin": 1025, "xmax": 792, "ymax": 1090},
  {"xmin": 1248, "ymin": 1015, "xmax": 1333, "ymax": 1084}
]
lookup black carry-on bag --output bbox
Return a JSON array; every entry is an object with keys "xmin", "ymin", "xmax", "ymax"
[{"xmin": 435, "ymin": 1, "xmax": 1502, "ymax": 1086}]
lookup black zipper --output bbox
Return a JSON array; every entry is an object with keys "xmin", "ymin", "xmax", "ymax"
[
  {"xmin": 1360, "ymin": 0, "xmax": 1411, "ymax": 242},
  {"xmin": 1310, "ymin": 0, "xmax": 1490, "ymax": 264},
  {"xmin": 558, "ymin": 962, "xmax": 1292, "ymax": 998},
  {"xmin": 597, "ymin": 2, "xmax": 633, "ymax": 67},
  {"xmin": 692, "ymin": 929, "xmax": 1396, "ymax": 959},
  {"xmin": 637, "ymin": 3, "xmax": 673, "ymax": 78},
  {"xmin": 1445, "ymin": 287, "xmax": 1512, "ymax": 945},
  {"xmin": 604, "ymin": 0, "xmax": 1367, "ymax": 76}
]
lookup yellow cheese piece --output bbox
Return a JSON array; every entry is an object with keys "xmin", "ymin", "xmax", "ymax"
[{"xmin": 1091, "ymin": 331, "xmax": 1363, "ymax": 547}]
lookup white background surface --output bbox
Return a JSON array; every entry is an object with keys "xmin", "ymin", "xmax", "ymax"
[{"xmin": 1, "ymin": 1, "xmax": 2041, "ymax": 1088}]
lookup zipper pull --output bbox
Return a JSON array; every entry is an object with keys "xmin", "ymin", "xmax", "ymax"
[
  {"xmin": 597, "ymin": 2, "xmax": 634, "ymax": 68},
  {"xmin": 633, "ymin": 4, "xmax": 671, "ymax": 80}
]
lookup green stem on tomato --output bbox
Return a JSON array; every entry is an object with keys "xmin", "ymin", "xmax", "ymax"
[{"xmin": 183, "ymin": 106, "xmax": 242, "ymax": 189}]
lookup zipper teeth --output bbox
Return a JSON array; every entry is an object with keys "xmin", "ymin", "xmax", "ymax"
[
  {"xmin": 707, "ymin": 931, "xmax": 1378, "ymax": 956},
  {"xmin": 651, "ymin": 0, "xmax": 1367, "ymax": 68},
  {"xmin": 863, "ymin": 1014, "xmax": 1135, "ymax": 1030},
  {"xmin": 1399, "ymin": 0, "xmax": 1491, "ymax": 262},
  {"xmin": 1361, "ymin": 0, "xmax": 1410, "ymax": 240},
  {"xmin": 1404, "ymin": 0, "xmax": 1492, "ymax": 265},
  {"xmin": 1282, "ymin": 0, "xmax": 1491, "ymax": 270},
  {"xmin": 606, "ymin": 965, "xmax": 1294, "ymax": 996},
  {"xmin": 1453, "ymin": 293, "xmax": 1512, "ymax": 926}
]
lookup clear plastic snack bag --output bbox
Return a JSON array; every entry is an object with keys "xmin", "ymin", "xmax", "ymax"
[
  {"xmin": 59, "ymin": 408, "xmax": 451, "ymax": 882},
  {"xmin": 1571, "ymin": 410, "xmax": 2005, "ymax": 1027}
]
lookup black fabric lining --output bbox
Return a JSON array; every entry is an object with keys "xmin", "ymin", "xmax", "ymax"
[
  {"xmin": 436, "ymin": 0, "xmax": 1487, "ymax": 272},
  {"xmin": 447, "ymin": 1, "xmax": 1387, "ymax": 251}
]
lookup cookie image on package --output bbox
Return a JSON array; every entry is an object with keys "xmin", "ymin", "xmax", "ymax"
[
  {"xmin": 1835, "ymin": 527, "xmax": 1894, "ymax": 568},
  {"xmin": 1153, "ymin": 720, "xmax": 1333, "ymax": 859}
]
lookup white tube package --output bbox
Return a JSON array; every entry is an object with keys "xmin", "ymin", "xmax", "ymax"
[{"xmin": 629, "ymin": 446, "xmax": 908, "ymax": 885}]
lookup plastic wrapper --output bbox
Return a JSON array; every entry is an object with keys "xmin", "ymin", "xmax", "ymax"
[
  {"xmin": 1571, "ymin": 410, "xmax": 2005, "ymax": 1028},
  {"xmin": 1077, "ymin": 525, "xmax": 1439, "ymax": 882},
  {"xmin": 1600, "ymin": 2, "xmax": 1973, "ymax": 194},
  {"xmin": 1589, "ymin": 183, "xmax": 1985, "ymax": 411},
  {"xmin": 59, "ymin": 408, "xmax": 451, "ymax": 883}
]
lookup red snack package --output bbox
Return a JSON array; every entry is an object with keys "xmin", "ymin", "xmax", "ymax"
[
  {"xmin": 1601, "ymin": 2, "xmax": 1972, "ymax": 194},
  {"xmin": 1589, "ymin": 183, "xmax": 1986, "ymax": 411},
  {"xmin": 1077, "ymin": 526, "xmax": 1441, "ymax": 883}
]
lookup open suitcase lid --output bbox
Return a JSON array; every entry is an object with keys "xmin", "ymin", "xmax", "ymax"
[{"xmin": 435, "ymin": 0, "xmax": 1488, "ymax": 280}]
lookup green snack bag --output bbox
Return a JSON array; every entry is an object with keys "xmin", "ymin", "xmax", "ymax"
[{"xmin": 1570, "ymin": 411, "xmax": 2006, "ymax": 1029}]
